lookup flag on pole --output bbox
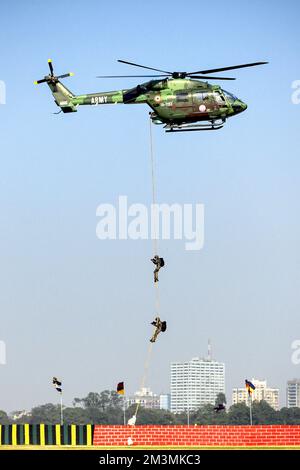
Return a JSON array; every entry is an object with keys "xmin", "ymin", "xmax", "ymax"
[
  {"xmin": 245, "ymin": 379, "xmax": 255, "ymax": 396},
  {"xmin": 53, "ymin": 377, "xmax": 62, "ymax": 393},
  {"xmin": 117, "ymin": 382, "xmax": 125, "ymax": 395}
]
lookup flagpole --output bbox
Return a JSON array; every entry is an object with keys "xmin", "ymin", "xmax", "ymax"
[
  {"xmin": 187, "ymin": 370, "xmax": 190, "ymax": 426},
  {"xmin": 60, "ymin": 392, "xmax": 64, "ymax": 426},
  {"xmin": 117, "ymin": 382, "xmax": 126, "ymax": 424},
  {"xmin": 123, "ymin": 394, "xmax": 126, "ymax": 426},
  {"xmin": 245, "ymin": 380, "xmax": 255, "ymax": 426}
]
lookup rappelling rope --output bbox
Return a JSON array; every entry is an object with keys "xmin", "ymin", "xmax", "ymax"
[
  {"xmin": 149, "ymin": 116, "xmax": 158, "ymax": 257},
  {"xmin": 149, "ymin": 117, "xmax": 161, "ymax": 313},
  {"xmin": 134, "ymin": 342, "xmax": 153, "ymax": 418},
  {"xmin": 128, "ymin": 119, "xmax": 160, "ymax": 435},
  {"xmin": 128, "ymin": 341, "xmax": 153, "ymax": 444}
]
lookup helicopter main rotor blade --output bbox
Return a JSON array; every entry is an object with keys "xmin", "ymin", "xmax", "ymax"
[
  {"xmin": 189, "ymin": 75, "xmax": 236, "ymax": 80},
  {"xmin": 56, "ymin": 73, "xmax": 74, "ymax": 79},
  {"xmin": 189, "ymin": 61, "xmax": 268, "ymax": 75},
  {"xmin": 118, "ymin": 59, "xmax": 171, "ymax": 75},
  {"xmin": 48, "ymin": 59, "xmax": 54, "ymax": 76},
  {"xmin": 34, "ymin": 78, "xmax": 48, "ymax": 84},
  {"xmin": 97, "ymin": 74, "xmax": 169, "ymax": 78}
]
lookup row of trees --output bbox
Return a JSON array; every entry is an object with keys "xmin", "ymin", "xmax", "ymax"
[{"xmin": 1, "ymin": 390, "xmax": 300, "ymax": 425}]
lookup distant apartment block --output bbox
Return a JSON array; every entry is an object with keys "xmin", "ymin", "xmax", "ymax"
[
  {"xmin": 127, "ymin": 387, "xmax": 160, "ymax": 409},
  {"xmin": 232, "ymin": 378, "xmax": 279, "ymax": 410},
  {"xmin": 171, "ymin": 356, "xmax": 225, "ymax": 413},
  {"xmin": 287, "ymin": 379, "xmax": 300, "ymax": 408},
  {"xmin": 159, "ymin": 394, "xmax": 171, "ymax": 411}
]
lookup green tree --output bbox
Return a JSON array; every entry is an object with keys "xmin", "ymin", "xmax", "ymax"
[
  {"xmin": 72, "ymin": 390, "xmax": 124, "ymax": 424},
  {"xmin": 63, "ymin": 407, "xmax": 90, "ymax": 425},
  {"xmin": 73, "ymin": 392, "xmax": 101, "ymax": 409},
  {"xmin": 29, "ymin": 403, "xmax": 61, "ymax": 424},
  {"xmin": 85, "ymin": 408, "xmax": 108, "ymax": 424},
  {"xmin": 129, "ymin": 406, "xmax": 176, "ymax": 425},
  {"xmin": 215, "ymin": 393, "xmax": 227, "ymax": 405},
  {"xmin": 192, "ymin": 403, "xmax": 228, "ymax": 425},
  {"xmin": 251, "ymin": 400, "xmax": 280, "ymax": 424},
  {"xmin": 279, "ymin": 407, "xmax": 300, "ymax": 424},
  {"xmin": 73, "ymin": 390, "xmax": 123, "ymax": 412},
  {"xmin": 174, "ymin": 411, "xmax": 190, "ymax": 425},
  {"xmin": 0, "ymin": 410, "xmax": 11, "ymax": 424},
  {"xmin": 227, "ymin": 402, "xmax": 250, "ymax": 425}
]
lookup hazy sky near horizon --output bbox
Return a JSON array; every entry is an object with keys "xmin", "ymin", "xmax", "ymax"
[{"xmin": 0, "ymin": 0, "xmax": 300, "ymax": 412}]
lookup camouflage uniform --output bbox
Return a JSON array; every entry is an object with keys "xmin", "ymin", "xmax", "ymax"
[
  {"xmin": 150, "ymin": 317, "xmax": 162, "ymax": 343},
  {"xmin": 150, "ymin": 317, "xmax": 167, "ymax": 343},
  {"xmin": 151, "ymin": 255, "xmax": 164, "ymax": 283}
]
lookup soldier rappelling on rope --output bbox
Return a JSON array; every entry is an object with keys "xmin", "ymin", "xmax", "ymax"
[
  {"xmin": 150, "ymin": 317, "xmax": 167, "ymax": 343},
  {"xmin": 151, "ymin": 255, "xmax": 165, "ymax": 283}
]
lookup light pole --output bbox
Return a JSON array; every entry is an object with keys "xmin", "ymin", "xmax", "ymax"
[
  {"xmin": 245, "ymin": 380, "xmax": 255, "ymax": 426},
  {"xmin": 53, "ymin": 377, "xmax": 63, "ymax": 425},
  {"xmin": 60, "ymin": 391, "xmax": 64, "ymax": 426},
  {"xmin": 123, "ymin": 395, "xmax": 126, "ymax": 426},
  {"xmin": 248, "ymin": 393, "xmax": 253, "ymax": 426},
  {"xmin": 187, "ymin": 368, "xmax": 190, "ymax": 426}
]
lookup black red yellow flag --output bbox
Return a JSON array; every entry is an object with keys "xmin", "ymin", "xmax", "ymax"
[
  {"xmin": 117, "ymin": 382, "xmax": 124, "ymax": 395},
  {"xmin": 245, "ymin": 379, "xmax": 255, "ymax": 395}
]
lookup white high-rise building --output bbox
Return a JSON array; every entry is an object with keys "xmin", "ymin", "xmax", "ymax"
[
  {"xmin": 170, "ymin": 356, "xmax": 225, "ymax": 414},
  {"xmin": 232, "ymin": 378, "xmax": 279, "ymax": 410},
  {"xmin": 127, "ymin": 387, "xmax": 160, "ymax": 409},
  {"xmin": 159, "ymin": 394, "xmax": 171, "ymax": 411},
  {"xmin": 287, "ymin": 379, "xmax": 300, "ymax": 408}
]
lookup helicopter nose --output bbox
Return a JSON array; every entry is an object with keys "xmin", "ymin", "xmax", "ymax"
[{"xmin": 232, "ymin": 99, "xmax": 247, "ymax": 114}]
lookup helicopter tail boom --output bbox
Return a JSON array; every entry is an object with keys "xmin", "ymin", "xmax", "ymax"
[
  {"xmin": 34, "ymin": 60, "xmax": 78, "ymax": 113},
  {"xmin": 72, "ymin": 90, "xmax": 124, "ymax": 107},
  {"xmin": 47, "ymin": 80, "xmax": 78, "ymax": 113}
]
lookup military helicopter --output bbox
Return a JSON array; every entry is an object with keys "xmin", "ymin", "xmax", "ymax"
[{"xmin": 35, "ymin": 59, "xmax": 267, "ymax": 132}]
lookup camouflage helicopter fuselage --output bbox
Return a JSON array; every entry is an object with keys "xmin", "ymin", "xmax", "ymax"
[
  {"xmin": 47, "ymin": 77, "xmax": 247, "ymax": 131},
  {"xmin": 37, "ymin": 58, "xmax": 267, "ymax": 131}
]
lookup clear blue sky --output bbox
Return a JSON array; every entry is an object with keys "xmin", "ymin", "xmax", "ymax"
[{"xmin": 0, "ymin": 0, "xmax": 299, "ymax": 411}]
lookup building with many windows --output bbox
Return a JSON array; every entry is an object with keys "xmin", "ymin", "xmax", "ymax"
[
  {"xmin": 170, "ymin": 356, "xmax": 225, "ymax": 414},
  {"xmin": 127, "ymin": 387, "xmax": 160, "ymax": 409},
  {"xmin": 159, "ymin": 394, "xmax": 171, "ymax": 411},
  {"xmin": 286, "ymin": 379, "xmax": 300, "ymax": 408},
  {"xmin": 232, "ymin": 378, "xmax": 279, "ymax": 410}
]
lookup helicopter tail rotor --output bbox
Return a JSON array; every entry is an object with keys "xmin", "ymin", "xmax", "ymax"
[
  {"xmin": 34, "ymin": 59, "xmax": 77, "ymax": 113},
  {"xmin": 34, "ymin": 59, "xmax": 75, "ymax": 86}
]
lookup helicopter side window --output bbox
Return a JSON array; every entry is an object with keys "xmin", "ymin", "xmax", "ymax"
[
  {"xmin": 215, "ymin": 92, "xmax": 226, "ymax": 104},
  {"xmin": 194, "ymin": 92, "xmax": 209, "ymax": 102},
  {"xmin": 194, "ymin": 93, "xmax": 202, "ymax": 101},
  {"xmin": 223, "ymin": 90, "xmax": 238, "ymax": 101},
  {"xmin": 177, "ymin": 92, "xmax": 189, "ymax": 102}
]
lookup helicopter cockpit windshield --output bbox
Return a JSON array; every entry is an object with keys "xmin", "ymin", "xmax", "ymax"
[{"xmin": 223, "ymin": 90, "xmax": 238, "ymax": 102}]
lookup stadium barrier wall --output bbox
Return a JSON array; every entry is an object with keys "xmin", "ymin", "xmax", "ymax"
[
  {"xmin": 0, "ymin": 424, "xmax": 93, "ymax": 446},
  {"xmin": 93, "ymin": 425, "xmax": 300, "ymax": 447},
  {"xmin": 1, "ymin": 424, "xmax": 300, "ymax": 447}
]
